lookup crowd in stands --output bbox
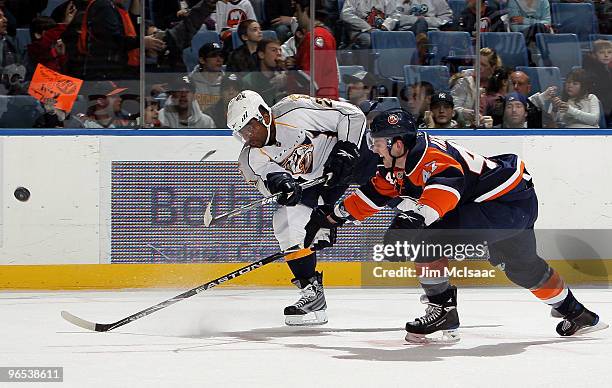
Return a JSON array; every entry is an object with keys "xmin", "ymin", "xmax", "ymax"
[{"xmin": 0, "ymin": 0, "xmax": 609, "ymax": 129}]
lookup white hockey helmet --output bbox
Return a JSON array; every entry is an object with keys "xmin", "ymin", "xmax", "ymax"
[{"xmin": 227, "ymin": 90, "xmax": 272, "ymax": 144}]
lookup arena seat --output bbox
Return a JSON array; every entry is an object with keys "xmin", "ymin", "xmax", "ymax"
[
  {"xmin": 481, "ymin": 32, "xmax": 528, "ymax": 69},
  {"xmin": 370, "ymin": 30, "xmax": 418, "ymax": 80},
  {"xmin": 536, "ymin": 33, "xmax": 582, "ymax": 77},
  {"xmin": 551, "ymin": 3, "xmax": 598, "ymax": 42},
  {"xmin": 403, "ymin": 65, "xmax": 451, "ymax": 93},
  {"xmin": 338, "ymin": 65, "xmax": 365, "ymax": 100},
  {"xmin": 427, "ymin": 31, "xmax": 473, "ymax": 66},
  {"xmin": 516, "ymin": 66, "xmax": 562, "ymax": 96}
]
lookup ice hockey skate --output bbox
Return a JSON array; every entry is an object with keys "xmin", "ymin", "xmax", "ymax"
[
  {"xmin": 556, "ymin": 306, "xmax": 609, "ymax": 337},
  {"xmin": 284, "ymin": 272, "xmax": 328, "ymax": 326},
  {"xmin": 405, "ymin": 286, "xmax": 460, "ymax": 344}
]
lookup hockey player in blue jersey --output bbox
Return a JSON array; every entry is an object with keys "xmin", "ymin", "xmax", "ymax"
[{"xmin": 304, "ymin": 109, "xmax": 608, "ymax": 343}]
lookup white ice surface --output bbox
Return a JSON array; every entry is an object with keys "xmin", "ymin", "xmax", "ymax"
[{"xmin": 1, "ymin": 288, "xmax": 610, "ymax": 388}]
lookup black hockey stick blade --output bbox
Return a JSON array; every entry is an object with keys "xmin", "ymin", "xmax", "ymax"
[{"xmin": 60, "ymin": 249, "xmax": 293, "ymax": 332}]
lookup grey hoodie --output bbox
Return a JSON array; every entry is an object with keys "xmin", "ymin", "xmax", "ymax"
[{"xmin": 159, "ymin": 96, "xmax": 216, "ymax": 128}]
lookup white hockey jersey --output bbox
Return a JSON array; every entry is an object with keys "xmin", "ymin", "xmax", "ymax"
[
  {"xmin": 214, "ymin": 0, "xmax": 257, "ymax": 33},
  {"xmin": 238, "ymin": 94, "xmax": 366, "ymax": 196}
]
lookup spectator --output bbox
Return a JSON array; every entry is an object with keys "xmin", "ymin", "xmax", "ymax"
[
  {"xmin": 509, "ymin": 70, "xmax": 545, "ymax": 128},
  {"xmin": 226, "ymin": 19, "xmax": 262, "ymax": 72},
  {"xmin": 381, "ymin": 0, "xmax": 452, "ymax": 35},
  {"xmin": 483, "ymin": 67, "xmax": 510, "ymax": 126},
  {"xmin": 421, "ymin": 91, "xmax": 460, "ymax": 129},
  {"xmin": 266, "ymin": 1, "xmax": 295, "ymax": 43},
  {"xmin": 340, "ymin": 0, "xmax": 397, "ymax": 49},
  {"xmin": 499, "ymin": 92, "xmax": 529, "ymax": 128},
  {"xmin": 507, "ymin": 0, "xmax": 552, "ymax": 46},
  {"xmin": 241, "ymin": 39, "xmax": 288, "ymax": 106},
  {"xmin": 82, "ymin": 80, "xmax": 134, "ymax": 128},
  {"xmin": 28, "ymin": 3, "xmax": 77, "ymax": 74},
  {"xmin": 342, "ymin": 70, "xmax": 379, "ymax": 106},
  {"xmin": 451, "ymin": 47, "xmax": 502, "ymax": 126},
  {"xmin": 294, "ymin": 0, "xmax": 339, "ymax": 99},
  {"xmin": 78, "ymin": 0, "xmax": 141, "ymax": 80},
  {"xmin": 0, "ymin": 8, "xmax": 26, "ymax": 95},
  {"xmin": 0, "ymin": 0, "xmax": 16, "ymax": 37},
  {"xmin": 142, "ymin": 97, "xmax": 164, "ymax": 128},
  {"xmin": 215, "ymin": 0, "xmax": 257, "ymax": 35},
  {"xmin": 583, "ymin": 40, "xmax": 611, "ymax": 126},
  {"xmin": 530, "ymin": 69, "xmax": 601, "ymax": 128},
  {"xmin": 159, "ymin": 77, "xmax": 216, "ymax": 128},
  {"xmin": 280, "ymin": 25, "xmax": 303, "ymax": 64},
  {"xmin": 400, "ymin": 81, "xmax": 434, "ymax": 127},
  {"xmin": 458, "ymin": 0, "xmax": 506, "ymax": 35},
  {"xmin": 152, "ymin": 0, "xmax": 201, "ymax": 30},
  {"xmin": 208, "ymin": 72, "xmax": 242, "ymax": 128},
  {"xmin": 189, "ymin": 42, "xmax": 224, "ymax": 115}
]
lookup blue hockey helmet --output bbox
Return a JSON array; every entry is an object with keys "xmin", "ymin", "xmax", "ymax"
[{"xmin": 367, "ymin": 109, "xmax": 417, "ymax": 151}]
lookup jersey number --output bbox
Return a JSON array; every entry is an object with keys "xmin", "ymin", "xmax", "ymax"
[
  {"xmin": 315, "ymin": 98, "xmax": 333, "ymax": 108},
  {"xmin": 452, "ymin": 143, "xmax": 496, "ymax": 174}
]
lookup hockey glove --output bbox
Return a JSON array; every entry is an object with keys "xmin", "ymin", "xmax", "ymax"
[
  {"xmin": 266, "ymin": 172, "xmax": 302, "ymax": 206},
  {"xmin": 389, "ymin": 210, "xmax": 426, "ymax": 229},
  {"xmin": 382, "ymin": 211, "xmax": 426, "ymax": 262},
  {"xmin": 323, "ymin": 140, "xmax": 360, "ymax": 187},
  {"xmin": 304, "ymin": 204, "xmax": 348, "ymax": 250}
]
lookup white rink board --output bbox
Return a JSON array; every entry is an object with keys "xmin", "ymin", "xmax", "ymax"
[
  {"xmin": 0, "ymin": 134, "xmax": 611, "ymax": 265},
  {"xmin": 1, "ymin": 288, "xmax": 610, "ymax": 387}
]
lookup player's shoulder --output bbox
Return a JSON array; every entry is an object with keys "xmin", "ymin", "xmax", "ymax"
[{"xmin": 313, "ymin": 26, "xmax": 336, "ymax": 48}]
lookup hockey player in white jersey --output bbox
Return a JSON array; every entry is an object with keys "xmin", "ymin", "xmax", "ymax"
[{"xmin": 227, "ymin": 90, "xmax": 366, "ymax": 326}]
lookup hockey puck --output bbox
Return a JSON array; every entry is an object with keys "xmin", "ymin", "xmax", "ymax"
[{"xmin": 14, "ymin": 187, "xmax": 31, "ymax": 202}]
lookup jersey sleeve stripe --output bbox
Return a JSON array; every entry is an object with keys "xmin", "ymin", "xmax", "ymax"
[
  {"xmin": 423, "ymin": 184, "xmax": 461, "ymax": 201},
  {"xmin": 474, "ymin": 158, "xmax": 525, "ymax": 203}
]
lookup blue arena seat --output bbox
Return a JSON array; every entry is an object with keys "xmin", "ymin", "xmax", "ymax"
[
  {"xmin": 370, "ymin": 30, "xmax": 418, "ymax": 79},
  {"xmin": 536, "ymin": 33, "xmax": 582, "ymax": 77},
  {"xmin": 0, "ymin": 96, "xmax": 44, "ymax": 128},
  {"xmin": 515, "ymin": 66, "xmax": 562, "ymax": 96},
  {"xmin": 403, "ymin": 65, "xmax": 451, "ymax": 93},
  {"xmin": 338, "ymin": 65, "xmax": 365, "ymax": 100},
  {"xmin": 427, "ymin": 31, "xmax": 473, "ymax": 66},
  {"xmin": 42, "ymin": 0, "xmax": 65, "ymax": 16},
  {"xmin": 15, "ymin": 28, "xmax": 31, "ymax": 56},
  {"xmin": 232, "ymin": 30, "xmax": 278, "ymax": 49},
  {"xmin": 481, "ymin": 32, "xmax": 528, "ymax": 69},
  {"xmin": 551, "ymin": 3, "xmax": 598, "ymax": 42}
]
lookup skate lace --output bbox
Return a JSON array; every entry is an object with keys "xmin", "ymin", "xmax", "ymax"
[
  {"xmin": 294, "ymin": 284, "xmax": 317, "ymax": 308},
  {"xmin": 417, "ymin": 303, "xmax": 443, "ymax": 325}
]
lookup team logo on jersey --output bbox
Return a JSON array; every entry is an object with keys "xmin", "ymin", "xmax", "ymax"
[
  {"xmin": 315, "ymin": 36, "xmax": 325, "ymax": 48},
  {"xmin": 282, "ymin": 144, "xmax": 314, "ymax": 175},
  {"xmin": 422, "ymin": 161, "xmax": 438, "ymax": 182},
  {"xmin": 388, "ymin": 114, "xmax": 400, "ymax": 125},
  {"xmin": 227, "ymin": 9, "xmax": 247, "ymax": 28}
]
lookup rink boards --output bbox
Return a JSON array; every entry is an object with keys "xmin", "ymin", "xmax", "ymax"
[{"xmin": 0, "ymin": 129, "xmax": 611, "ymax": 289}]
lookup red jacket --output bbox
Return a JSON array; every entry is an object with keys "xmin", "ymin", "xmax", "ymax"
[
  {"xmin": 297, "ymin": 25, "xmax": 339, "ymax": 100},
  {"xmin": 27, "ymin": 24, "xmax": 68, "ymax": 72}
]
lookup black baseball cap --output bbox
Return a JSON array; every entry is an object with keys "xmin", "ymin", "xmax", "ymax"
[
  {"xmin": 88, "ymin": 81, "xmax": 127, "ymax": 100},
  {"xmin": 198, "ymin": 42, "xmax": 223, "ymax": 59},
  {"xmin": 342, "ymin": 70, "xmax": 378, "ymax": 86},
  {"xmin": 430, "ymin": 92, "xmax": 454, "ymax": 108}
]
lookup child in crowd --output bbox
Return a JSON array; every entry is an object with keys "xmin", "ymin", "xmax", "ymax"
[
  {"xmin": 583, "ymin": 40, "xmax": 611, "ymax": 127},
  {"xmin": 531, "ymin": 69, "xmax": 601, "ymax": 128}
]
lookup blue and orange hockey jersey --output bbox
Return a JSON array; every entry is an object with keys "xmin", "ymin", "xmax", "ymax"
[{"xmin": 342, "ymin": 132, "xmax": 533, "ymax": 225}]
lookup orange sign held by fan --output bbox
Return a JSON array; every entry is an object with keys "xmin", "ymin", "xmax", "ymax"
[{"xmin": 28, "ymin": 64, "xmax": 84, "ymax": 112}]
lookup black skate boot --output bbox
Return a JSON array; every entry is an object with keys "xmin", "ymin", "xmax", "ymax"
[
  {"xmin": 556, "ymin": 305, "xmax": 608, "ymax": 336},
  {"xmin": 284, "ymin": 272, "xmax": 327, "ymax": 326},
  {"xmin": 405, "ymin": 286, "xmax": 460, "ymax": 344}
]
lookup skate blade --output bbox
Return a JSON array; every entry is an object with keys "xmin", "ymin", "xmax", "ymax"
[
  {"xmin": 285, "ymin": 310, "xmax": 328, "ymax": 326},
  {"xmin": 571, "ymin": 320, "xmax": 609, "ymax": 336},
  {"xmin": 405, "ymin": 329, "xmax": 460, "ymax": 344}
]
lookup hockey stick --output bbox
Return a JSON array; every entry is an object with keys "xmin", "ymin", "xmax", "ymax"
[
  {"xmin": 61, "ymin": 248, "xmax": 298, "ymax": 332},
  {"xmin": 203, "ymin": 175, "xmax": 329, "ymax": 227}
]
